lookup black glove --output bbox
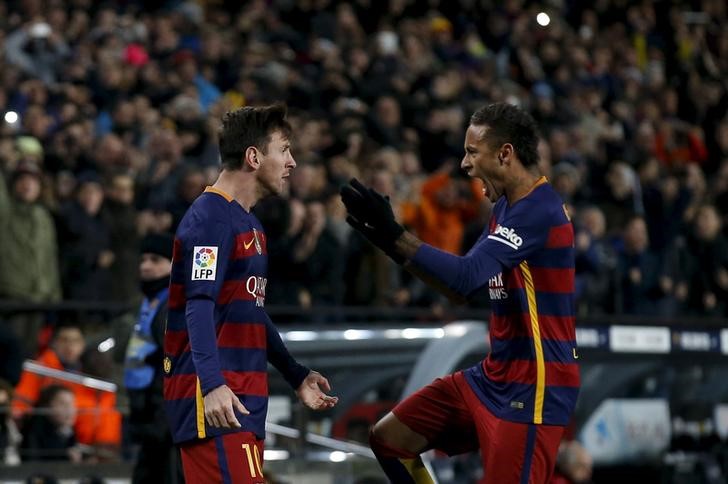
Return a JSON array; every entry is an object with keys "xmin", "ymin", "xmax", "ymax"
[{"xmin": 340, "ymin": 178, "xmax": 406, "ymax": 264}]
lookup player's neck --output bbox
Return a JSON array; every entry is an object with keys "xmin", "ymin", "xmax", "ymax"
[
  {"xmin": 505, "ymin": 167, "xmax": 542, "ymax": 205},
  {"xmin": 212, "ymin": 170, "xmax": 258, "ymax": 212}
]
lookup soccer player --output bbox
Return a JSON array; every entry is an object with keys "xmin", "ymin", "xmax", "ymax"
[
  {"xmin": 340, "ymin": 103, "xmax": 579, "ymax": 483},
  {"xmin": 164, "ymin": 104, "xmax": 338, "ymax": 483}
]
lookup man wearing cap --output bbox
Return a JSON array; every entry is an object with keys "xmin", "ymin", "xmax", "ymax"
[
  {"xmin": 0, "ymin": 162, "xmax": 61, "ymax": 357},
  {"xmin": 124, "ymin": 232, "xmax": 180, "ymax": 484}
]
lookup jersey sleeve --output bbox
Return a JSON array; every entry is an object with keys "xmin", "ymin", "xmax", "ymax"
[
  {"xmin": 181, "ymin": 212, "xmax": 234, "ymax": 302},
  {"xmin": 410, "ymin": 198, "xmax": 553, "ymax": 298},
  {"xmin": 175, "ymin": 201, "xmax": 233, "ymax": 394},
  {"xmin": 264, "ymin": 313, "xmax": 310, "ymax": 390},
  {"xmin": 411, "ymin": 242, "xmax": 503, "ymax": 298}
]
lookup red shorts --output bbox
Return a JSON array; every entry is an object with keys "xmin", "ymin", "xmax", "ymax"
[
  {"xmin": 392, "ymin": 371, "xmax": 564, "ymax": 484},
  {"xmin": 179, "ymin": 432, "xmax": 265, "ymax": 484}
]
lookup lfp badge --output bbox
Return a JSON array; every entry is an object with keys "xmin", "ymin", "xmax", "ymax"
[{"xmin": 192, "ymin": 246, "xmax": 218, "ymax": 280}]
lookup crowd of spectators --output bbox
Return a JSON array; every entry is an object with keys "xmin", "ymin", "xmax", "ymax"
[{"xmin": 0, "ymin": 0, "xmax": 726, "ymax": 473}]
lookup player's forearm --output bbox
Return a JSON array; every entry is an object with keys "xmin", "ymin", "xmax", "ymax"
[
  {"xmin": 265, "ymin": 317, "xmax": 310, "ymax": 390},
  {"xmin": 395, "ymin": 232, "xmax": 465, "ymax": 301},
  {"xmin": 186, "ymin": 298, "xmax": 226, "ymax": 394},
  {"xmin": 398, "ymin": 232, "xmax": 501, "ymax": 300},
  {"xmin": 403, "ymin": 260, "xmax": 468, "ymax": 304}
]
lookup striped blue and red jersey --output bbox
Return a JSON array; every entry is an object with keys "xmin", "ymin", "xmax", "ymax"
[
  {"xmin": 413, "ymin": 177, "xmax": 579, "ymax": 426},
  {"xmin": 465, "ymin": 177, "xmax": 579, "ymax": 425},
  {"xmin": 163, "ymin": 187, "xmax": 273, "ymax": 444}
]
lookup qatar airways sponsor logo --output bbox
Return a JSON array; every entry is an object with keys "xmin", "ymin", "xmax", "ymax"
[
  {"xmin": 487, "ymin": 224, "xmax": 523, "ymax": 250},
  {"xmin": 246, "ymin": 276, "xmax": 267, "ymax": 307},
  {"xmin": 488, "ymin": 272, "xmax": 508, "ymax": 300}
]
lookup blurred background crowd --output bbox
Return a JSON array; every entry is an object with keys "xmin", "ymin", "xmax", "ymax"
[
  {"xmin": 1, "ymin": 0, "xmax": 728, "ymax": 318},
  {"xmin": 0, "ymin": 0, "xmax": 727, "ymax": 476}
]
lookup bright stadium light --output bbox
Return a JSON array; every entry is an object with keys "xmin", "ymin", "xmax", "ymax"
[
  {"xmin": 284, "ymin": 330, "xmax": 318, "ymax": 341},
  {"xmin": 264, "ymin": 449, "xmax": 289, "ymax": 461},
  {"xmin": 4, "ymin": 111, "xmax": 18, "ymax": 124},
  {"xmin": 343, "ymin": 329, "xmax": 374, "ymax": 340},
  {"xmin": 537, "ymin": 12, "xmax": 551, "ymax": 26},
  {"xmin": 402, "ymin": 328, "xmax": 435, "ymax": 339},
  {"xmin": 329, "ymin": 451, "xmax": 348, "ymax": 462},
  {"xmin": 443, "ymin": 323, "xmax": 469, "ymax": 338}
]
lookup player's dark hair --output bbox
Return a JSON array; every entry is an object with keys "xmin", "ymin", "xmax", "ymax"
[
  {"xmin": 219, "ymin": 103, "xmax": 292, "ymax": 170},
  {"xmin": 470, "ymin": 103, "xmax": 540, "ymax": 167}
]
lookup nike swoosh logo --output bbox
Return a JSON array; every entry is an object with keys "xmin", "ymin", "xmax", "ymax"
[
  {"xmin": 573, "ymin": 348, "xmax": 579, "ymax": 360},
  {"xmin": 244, "ymin": 238, "xmax": 255, "ymax": 250}
]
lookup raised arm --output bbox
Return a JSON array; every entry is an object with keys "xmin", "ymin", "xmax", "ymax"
[
  {"xmin": 396, "ymin": 231, "xmax": 502, "ymax": 303},
  {"xmin": 340, "ymin": 179, "xmax": 503, "ymax": 302}
]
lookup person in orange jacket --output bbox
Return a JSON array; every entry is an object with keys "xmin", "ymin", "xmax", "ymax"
[
  {"xmin": 402, "ymin": 166, "xmax": 484, "ymax": 255},
  {"xmin": 12, "ymin": 323, "xmax": 121, "ymax": 453}
]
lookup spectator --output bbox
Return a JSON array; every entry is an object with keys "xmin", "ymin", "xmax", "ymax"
[
  {"xmin": 601, "ymin": 162, "xmax": 642, "ymax": 236},
  {"xmin": 20, "ymin": 385, "xmax": 81, "ymax": 462},
  {"xmin": 404, "ymin": 168, "xmax": 483, "ymax": 255},
  {"xmin": 367, "ymin": 95, "xmax": 410, "ymax": 149},
  {"xmin": 0, "ymin": 162, "xmax": 61, "ymax": 357},
  {"xmin": 674, "ymin": 205, "xmax": 728, "ymax": 316},
  {"xmin": 641, "ymin": 170, "xmax": 690, "ymax": 254},
  {"xmin": 264, "ymin": 197, "xmax": 311, "ymax": 309},
  {"xmin": 293, "ymin": 200, "xmax": 344, "ymax": 308},
  {"xmin": 552, "ymin": 162, "xmax": 582, "ymax": 207},
  {"xmin": 101, "ymin": 172, "xmax": 139, "ymax": 303},
  {"xmin": 12, "ymin": 324, "xmax": 121, "ymax": 452},
  {"xmin": 574, "ymin": 206, "xmax": 617, "ymax": 315},
  {"xmin": 124, "ymin": 232, "xmax": 180, "ymax": 484},
  {"xmin": 137, "ymin": 128, "xmax": 185, "ymax": 210},
  {"xmin": 654, "ymin": 120, "xmax": 708, "ymax": 169},
  {"xmin": 56, "ymin": 171, "xmax": 113, "ymax": 301},
  {"xmin": 615, "ymin": 216, "xmax": 670, "ymax": 315},
  {"xmin": 4, "ymin": 22, "xmax": 70, "ymax": 85},
  {"xmin": 166, "ymin": 166, "xmax": 206, "ymax": 231},
  {"xmin": 170, "ymin": 50, "xmax": 221, "ymax": 113}
]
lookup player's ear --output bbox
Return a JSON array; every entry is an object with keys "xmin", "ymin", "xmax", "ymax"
[
  {"xmin": 499, "ymin": 143, "xmax": 514, "ymax": 165},
  {"xmin": 244, "ymin": 146, "xmax": 260, "ymax": 170}
]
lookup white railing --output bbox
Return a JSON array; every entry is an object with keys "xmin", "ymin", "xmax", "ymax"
[
  {"xmin": 22, "ymin": 360, "xmax": 117, "ymax": 393},
  {"xmin": 265, "ymin": 421, "xmax": 375, "ymax": 458}
]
